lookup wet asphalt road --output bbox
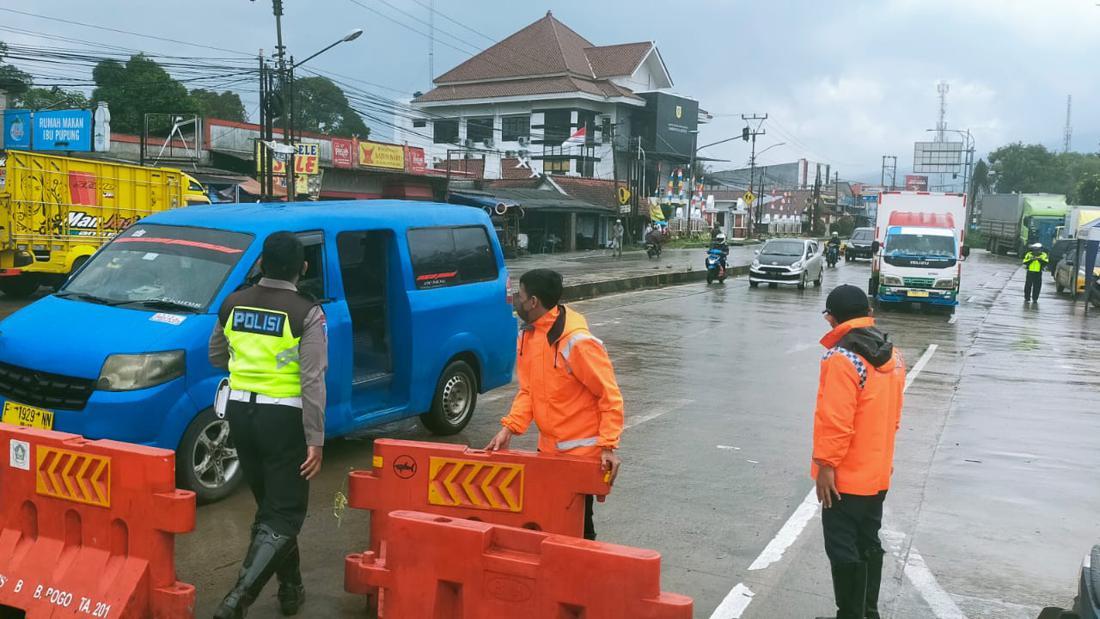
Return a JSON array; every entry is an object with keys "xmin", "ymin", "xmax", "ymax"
[{"xmin": 10, "ymin": 250, "xmax": 1096, "ymax": 618}]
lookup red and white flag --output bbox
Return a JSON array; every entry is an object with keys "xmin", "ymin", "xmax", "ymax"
[{"xmin": 561, "ymin": 126, "xmax": 586, "ymax": 148}]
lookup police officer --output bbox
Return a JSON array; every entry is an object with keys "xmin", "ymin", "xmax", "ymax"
[
  {"xmin": 1022, "ymin": 242, "xmax": 1049, "ymax": 303},
  {"xmin": 209, "ymin": 231, "xmax": 328, "ymax": 618}
]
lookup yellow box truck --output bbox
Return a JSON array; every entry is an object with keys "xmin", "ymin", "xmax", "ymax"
[{"xmin": 0, "ymin": 150, "xmax": 211, "ymax": 297}]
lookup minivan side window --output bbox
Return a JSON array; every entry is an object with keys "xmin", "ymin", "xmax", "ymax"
[{"xmin": 408, "ymin": 226, "xmax": 497, "ymax": 289}]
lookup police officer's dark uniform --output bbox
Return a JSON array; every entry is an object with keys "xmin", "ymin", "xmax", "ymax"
[
  {"xmin": 209, "ymin": 231, "xmax": 328, "ymax": 618},
  {"xmin": 1022, "ymin": 243, "xmax": 1049, "ymax": 303}
]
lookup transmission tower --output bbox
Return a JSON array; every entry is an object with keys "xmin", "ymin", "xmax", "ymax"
[
  {"xmin": 935, "ymin": 81, "xmax": 949, "ymax": 142},
  {"xmin": 1063, "ymin": 95, "xmax": 1072, "ymax": 153}
]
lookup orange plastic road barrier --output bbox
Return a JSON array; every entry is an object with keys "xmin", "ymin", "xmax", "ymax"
[
  {"xmin": 347, "ymin": 439, "xmax": 610, "ymax": 554},
  {"xmin": 0, "ymin": 425, "xmax": 196, "ymax": 618},
  {"xmin": 347, "ymin": 510, "xmax": 693, "ymax": 619}
]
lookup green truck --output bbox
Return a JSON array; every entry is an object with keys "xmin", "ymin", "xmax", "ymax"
[{"xmin": 979, "ymin": 193, "xmax": 1068, "ymax": 255}]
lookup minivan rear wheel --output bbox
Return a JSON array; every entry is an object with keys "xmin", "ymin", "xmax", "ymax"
[
  {"xmin": 0, "ymin": 273, "xmax": 40, "ymax": 298},
  {"xmin": 177, "ymin": 408, "xmax": 243, "ymax": 503},
  {"xmin": 421, "ymin": 360, "xmax": 478, "ymax": 435}
]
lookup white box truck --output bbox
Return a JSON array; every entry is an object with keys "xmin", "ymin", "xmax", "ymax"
[{"xmin": 869, "ymin": 191, "xmax": 970, "ymax": 312}]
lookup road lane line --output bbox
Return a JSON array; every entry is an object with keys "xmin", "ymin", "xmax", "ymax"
[
  {"xmin": 624, "ymin": 400, "xmax": 695, "ymax": 429},
  {"xmin": 965, "ymin": 296, "xmax": 975, "ymax": 303},
  {"xmin": 747, "ymin": 487, "xmax": 819, "ymax": 571},
  {"xmin": 905, "ymin": 344, "xmax": 938, "ymax": 392},
  {"xmin": 710, "ymin": 583, "xmax": 755, "ymax": 618},
  {"xmin": 711, "ymin": 342, "xmax": 942, "ymax": 618}
]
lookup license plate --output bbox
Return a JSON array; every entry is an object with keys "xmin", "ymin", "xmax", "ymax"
[
  {"xmin": 906, "ymin": 290, "xmax": 930, "ymax": 298},
  {"xmin": 2, "ymin": 401, "xmax": 54, "ymax": 430}
]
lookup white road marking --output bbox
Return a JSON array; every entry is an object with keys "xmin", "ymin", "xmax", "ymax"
[
  {"xmin": 747, "ymin": 488, "xmax": 819, "ymax": 571},
  {"xmin": 901, "ymin": 545, "xmax": 968, "ymax": 618},
  {"xmin": 717, "ymin": 445, "xmax": 740, "ymax": 450},
  {"xmin": 624, "ymin": 400, "xmax": 695, "ymax": 430},
  {"xmin": 711, "ymin": 342, "xmax": 946, "ymax": 619},
  {"xmin": 709, "ymin": 583, "xmax": 755, "ymax": 618},
  {"xmin": 905, "ymin": 344, "xmax": 938, "ymax": 392},
  {"xmin": 965, "ymin": 296, "xmax": 975, "ymax": 303}
]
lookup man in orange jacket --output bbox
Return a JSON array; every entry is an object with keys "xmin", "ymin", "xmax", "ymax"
[
  {"xmin": 486, "ymin": 268, "xmax": 623, "ymax": 540},
  {"xmin": 813, "ymin": 285, "xmax": 905, "ymax": 619}
]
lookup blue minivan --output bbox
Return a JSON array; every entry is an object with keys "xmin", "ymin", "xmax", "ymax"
[{"xmin": 0, "ymin": 200, "xmax": 516, "ymax": 501}]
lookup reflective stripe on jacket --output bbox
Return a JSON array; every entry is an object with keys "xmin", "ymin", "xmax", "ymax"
[
  {"xmin": 1023, "ymin": 251, "xmax": 1049, "ymax": 273},
  {"xmin": 502, "ymin": 305, "xmax": 624, "ymax": 456},
  {"xmin": 811, "ymin": 317, "xmax": 906, "ymax": 495}
]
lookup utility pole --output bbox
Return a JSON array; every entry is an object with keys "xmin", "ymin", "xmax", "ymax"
[
  {"xmin": 834, "ymin": 171, "xmax": 839, "ymax": 222},
  {"xmin": 741, "ymin": 113, "xmax": 767, "ymax": 196},
  {"xmin": 880, "ymin": 155, "xmax": 897, "ymax": 190},
  {"xmin": 1063, "ymin": 94, "xmax": 1072, "ymax": 154},
  {"xmin": 812, "ymin": 164, "xmax": 822, "ymax": 236},
  {"xmin": 267, "ymin": 0, "xmax": 295, "ymax": 201},
  {"xmin": 428, "ymin": 0, "xmax": 435, "ymax": 87}
]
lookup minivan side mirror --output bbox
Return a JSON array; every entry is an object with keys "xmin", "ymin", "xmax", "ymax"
[
  {"xmin": 961, "ymin": 245, "xmax": 971, "ymax": 259},
  {"xmin": 754, "ymin": 249, "xmax": 760, "ymax": 256},
  {"xmin": 871, "ymin": 241, "xmax": 881, "ymax": 254}
]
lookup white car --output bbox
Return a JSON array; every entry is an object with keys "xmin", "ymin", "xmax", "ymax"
[{"xmin": 749, "ymin": 238, "xmax": 825, "ymax": 289}]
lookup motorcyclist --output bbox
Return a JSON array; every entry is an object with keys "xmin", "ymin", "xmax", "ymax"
[
  {"xmin": 645, "ymin": 225, "xmax": 663, "ymax": 251},
  {"xmin": 826, "ymin": 232, "xmax": 841, "ymax": 264},
  {"xmin": 710, "ymin": 233, "xmax": 730, "ymax": 258}
]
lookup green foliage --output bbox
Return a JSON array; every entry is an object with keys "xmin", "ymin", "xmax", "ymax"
[
  {"xmin": 190, "ymin": 88, "xmax": 246, "ymax": 122},
  {"xmin": 1076, "ymin": 173, "xmax": 1100, "ymax": 206},
  {"xmin": 969, "ymin": 158, "xmax": 990, "ymax": 206},
  {"xmin": 987, "ymin": 143, "xmax": 1100, "ymax": 203},
  {"xmin": 289, "ymin": 76, "xmax": 369, "ymax": 138},
  {"xmin": 92, "ymin": 54, "xmax": 195, "ymax": 134},
  {"xmin": 14, "ymin": 86, "xmax": 90, "ymax": 110},
  {"xmin": 0, "ymin": 42, "xmax": 31, "ymax": 98},
  {"xmin": 831, "ymin": 216, "xmax": 856, "ymax": 237}
]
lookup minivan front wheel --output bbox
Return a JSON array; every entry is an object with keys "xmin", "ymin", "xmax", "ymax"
[
  {"xmin": 421, "ymin": 360, "xmax": 478, "ymax": 435},
  {"xmin": 177, "ymin": 408, "xmax": 243, "ymax": 503}
]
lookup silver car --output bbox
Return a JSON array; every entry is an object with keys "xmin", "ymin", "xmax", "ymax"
[{"xmin": 749, "ymin": 238, "xmax": 825, "ymax": 289}]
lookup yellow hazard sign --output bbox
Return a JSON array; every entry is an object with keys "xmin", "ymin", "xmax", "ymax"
[
  {"xmin": 427, "ymin": 457, "xmax": 524, "ymax": 513},
  {"xmin": 618, "ymin": 186, "xmax": 632, "ymax": 205},
  {"xmin": 36, "ymin": 446, "xmax": 110, "ymax": 507},
  {"xmin": 743, "ymin": 190, "xmax": 756, "ymax": 205}
]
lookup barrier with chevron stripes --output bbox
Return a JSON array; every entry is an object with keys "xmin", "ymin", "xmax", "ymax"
[
  {"xmin": 0, "ymin": 425, "xmax": 196, "ymax": 618},
  {"xmin": 345, "ymin": 439, "xmax": 611, "ymax": 601}
]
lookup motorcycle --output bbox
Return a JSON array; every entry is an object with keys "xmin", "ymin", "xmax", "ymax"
[
  {"xmin": 646, "ymin": 241, "xmax": 662, "ymax": 259},
  {"xmin": 705, "ymin": 248, "xmax": 727, "ymax": 284},
  {"xmin": 825, "ymin": 244, "xmax": 839, "ymax": 268}
]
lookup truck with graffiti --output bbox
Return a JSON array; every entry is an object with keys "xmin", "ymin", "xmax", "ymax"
[{"xmin": 0, "ymin": 150, "xmax": 210, "ymax": 297}]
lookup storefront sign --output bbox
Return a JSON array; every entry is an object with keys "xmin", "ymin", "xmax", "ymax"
[
  {"xmin": 333, "ymin": 138, "xmax": 355, "ymax": 169},
  {"xmin": 904, "ymin": 175, "xmax": 929, "ymax": 191},
  {"xmin": 3, "ymin": 110, "xmax": 32, "ymax": 150},
  {"xmin": 34, "ymin": 109, "xmax": 93, "ymax": 152},
  {"xmin": 358, "ymin": 140, "xmax": 405, "ymax": 170},
  {"xmin": 256, "ymin": 142, "xmax": 320, "ymax": 175},
  {"xmin": 405, "ymin": 146, "xmax": 427, "ymax": 174}
]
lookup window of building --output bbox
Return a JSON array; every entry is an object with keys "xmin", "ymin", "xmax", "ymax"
[
  {"xmin": 412, "ymin": 119, "xmax": 426, "ymax": 128},
  {"xmin": 543, "ymin": 159, "xmax": 570, "ymax": 175},
  {"xmin": 600, "ymin": 116, "xmax": 612, "ymax": 144},
  {"xmin": 501, "ymin": 115, "xmax": 530, "ymax": 142},
  {"xmin": 407, "ymin": 226, "xmax": 498, "ymax": 289},
  {"xmin": 542, "ymin": 110, "xmax": 571, "ymax": 144},
  {"xmin": 433, "ymin": 119, "xmax": 458, "ymax": 144},
  {"xmin": 466, "ymin": 117, "xmax": 494, "ymax": 143}
]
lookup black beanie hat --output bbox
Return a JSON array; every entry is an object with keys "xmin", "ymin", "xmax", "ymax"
[{"xmin": 825, "ymin": 284, "xmax": 871, "ymax": 323}]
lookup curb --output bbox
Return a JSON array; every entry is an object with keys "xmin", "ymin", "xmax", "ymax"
[{"xmin": 561, "ymin": 265, "xmax": 751, "ymax": 302}]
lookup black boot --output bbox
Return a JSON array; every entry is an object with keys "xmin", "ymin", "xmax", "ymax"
[
  {"xmin": 864, "ymin": 551, "xmax": 883, "ymax": 619},
  {"xmin": 816, "ymin": 562, "xmax": 867, "ymax": 619},
  {"xmin": 214, "ymin": 525, "xmax": 295, "ymax": 619},
  {"xmin": 276, "ymin": 541, "xmax": 305, "ymax": 616}
]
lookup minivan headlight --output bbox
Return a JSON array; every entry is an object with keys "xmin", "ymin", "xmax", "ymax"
[
  {"xmin": 934, "ymin": 278, "xmax": 959, "ymax": 289},
  {"xmin": 882, "ymin": 275, "xmax": 903, "ymax": 286},
  {"xmin": 98, "ymin": 351, "xmax": 185, "ymax": 391},
  {"xmin": 790, "ymin": 261, "xmax": 803, "ymax": 271}
]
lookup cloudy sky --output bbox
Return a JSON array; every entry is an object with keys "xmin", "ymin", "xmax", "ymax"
[{"xmin": 3, "ymin": 0, "xmax": 1098, "ymax": 183}]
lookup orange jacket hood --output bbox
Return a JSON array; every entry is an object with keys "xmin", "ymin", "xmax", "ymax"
[{"xmin": 820, "ymin": 317, "xmax": 897, "ymax": 372}]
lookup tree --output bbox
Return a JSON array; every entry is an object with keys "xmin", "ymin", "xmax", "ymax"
[
  {"xmin": 92, "ymin": 54, "xmax": 195, "ymax": 134},
  {"xmin": 0, "ymin": 42, "xmax": 31, "ymax": 99},
  {"xmin": 969, "ymin": 158, "xmax": 990, "ymax": 206},
  {"xmin": 289, "ymin": 76, "xmax": 369, "ymax": 138},
  {"xmin": 14, "ymin": 86, "xmax": 89, "ymax": 110},
  {"xmin": 987, "ymin": 143, "xmax": 1064, "ymax": 194},
  {"xmin": 1076, "ymin": 173, "xmax": 1100, "ymax": 206},
  {"xmin": 190, "ymin": 88, "xmax": 246, "ymax": 122}
]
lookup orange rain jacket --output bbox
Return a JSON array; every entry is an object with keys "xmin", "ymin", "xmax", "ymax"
[
  {"xmin": 502, "ymin": 305, "xmax": 624, "ymax": 457},
  {"xmin": 811, "ymin": 317, "xmax": 906, "ymax": 496}
]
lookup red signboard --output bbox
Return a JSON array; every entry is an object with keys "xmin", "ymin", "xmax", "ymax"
[
  {"xmin": 904, "ymin": 175, "xmax": 929, "ymax": 191},
  {"xmin": 405, "ymin": 146, "xmax": 427, "ymax": 174},
  {"xmin": 333, "ymin": 138, "xmax": 355, "ymax": 169}
]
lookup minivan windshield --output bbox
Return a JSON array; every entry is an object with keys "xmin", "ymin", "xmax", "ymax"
[
  {"xmin": 761, "ymin": 240, "xmax": 806, "ymax": 256},
  {"xmin": 851, "ymin": 229, "xmax": 873, "ymax": 242},
  {"xmin": 61, "ymin": 224, "xmax": 252, "ymax": 312}
]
